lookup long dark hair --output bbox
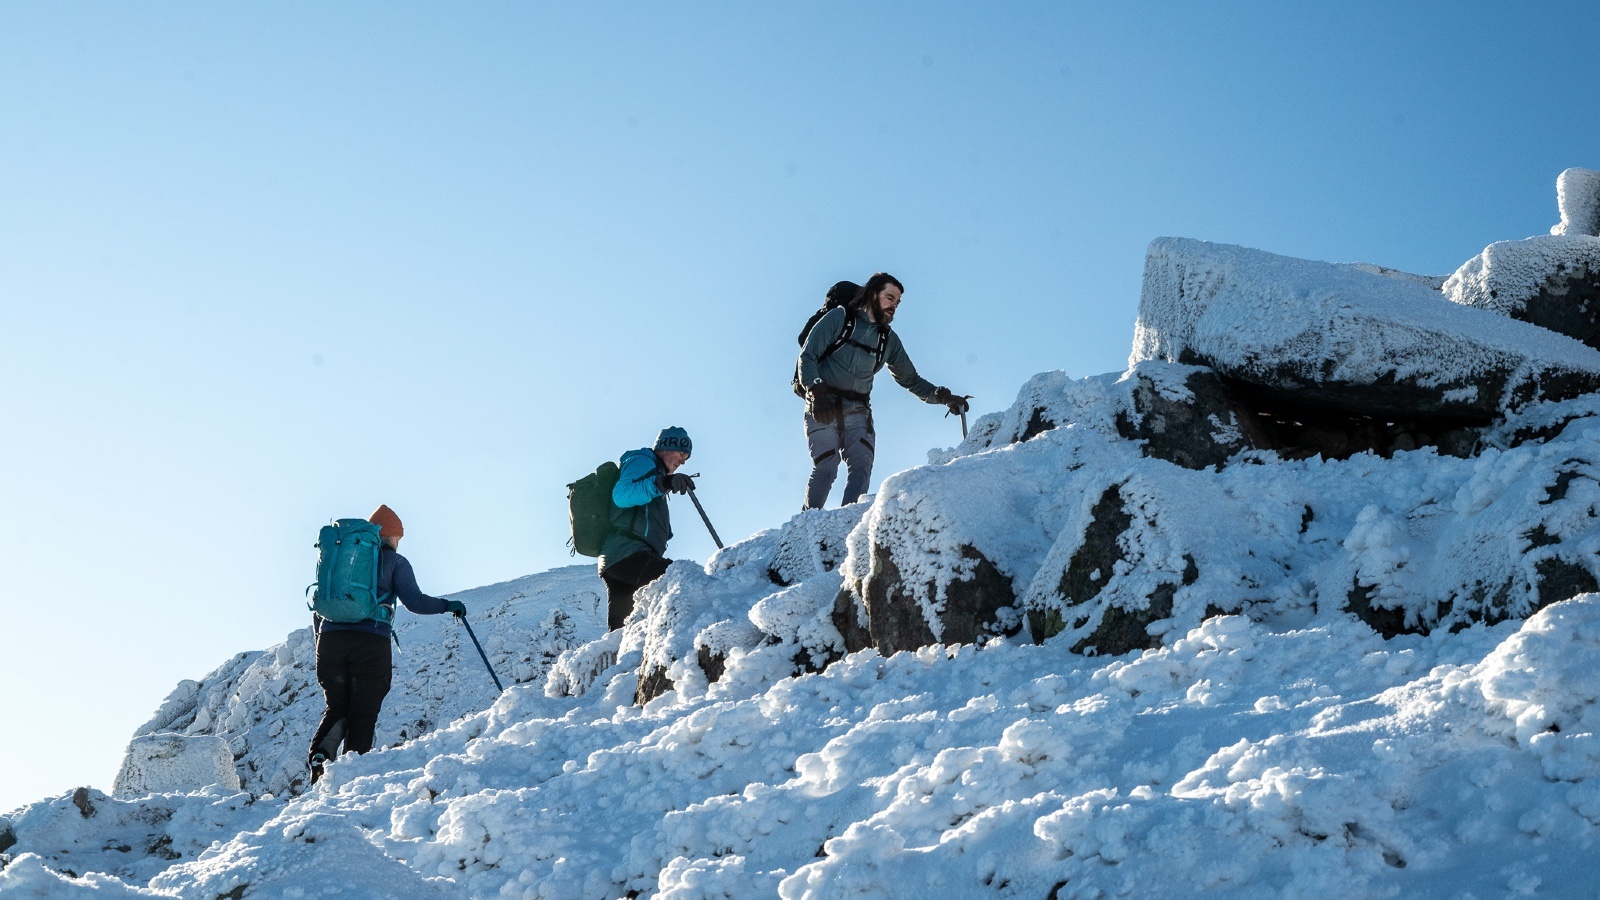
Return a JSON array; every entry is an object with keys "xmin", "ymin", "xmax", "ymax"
[{"xmin": 852, "ymin": 272, "xmax": 904, "ymax": 319}]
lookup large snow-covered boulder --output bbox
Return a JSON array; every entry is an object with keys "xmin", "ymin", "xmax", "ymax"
[
  {"xmin": 625, "ymin": 506, "xmax": 868, "ymax": 704},
  {"xmin": 1132, "ymin": 237, "xmax": 1600, "ymax": 419},
  {"xmin": 1444, "ymin": 234, "xmax": 1600, "ymax": 353},
  {"xmin": 112, "ymin": 734, "xmax": 240, "ymax": 798}
]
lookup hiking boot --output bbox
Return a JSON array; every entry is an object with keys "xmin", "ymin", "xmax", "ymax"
[{"xmin": 309, "ymin": 751, "xmax": 328, "ymax": 784}]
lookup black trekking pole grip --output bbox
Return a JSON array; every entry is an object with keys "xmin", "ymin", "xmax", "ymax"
[
  {"xmin": 686, "ymin": 488, "xmax": 724, "ymax": 550},
  {"xmin": 458, "ymin": 616, "xmax": 504, "ymax": 693}
]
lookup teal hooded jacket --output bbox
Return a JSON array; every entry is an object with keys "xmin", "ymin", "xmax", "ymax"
[{"xmin": 599, "ymin": 448, "xmax": 673, "ymax": 571}]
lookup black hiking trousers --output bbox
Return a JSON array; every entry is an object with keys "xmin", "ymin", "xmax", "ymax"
[
  {"xmin": 601, "ymin": 551, "xmax": 671, "ymax": 630},
  {"xmin": 310, "ymin": 629, "xmax": 393, "ymax": 763}
]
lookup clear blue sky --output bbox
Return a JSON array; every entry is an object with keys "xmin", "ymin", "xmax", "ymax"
[{"xmin": 3, "ymin": 2, "xmax": 1596, "ymax": 815}]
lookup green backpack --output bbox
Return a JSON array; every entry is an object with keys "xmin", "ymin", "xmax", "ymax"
[
  {"xmin": 567, "ymin": 461, "xmax": 621, "ymax": 557},
  {"xmin": 307, "ymin": 519, "xmax": 394, "ymax": 624}
]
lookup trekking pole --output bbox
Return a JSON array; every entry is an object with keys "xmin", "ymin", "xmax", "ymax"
[
  {"xmin": 686, "ymin": 488, "xmax": 724, "ymax": 550},
  {"xmin": 959, "ymin": 410, "xmax": 969, "ymax": 440},
  {"xmin": 457, "ymin": 615, "xmax": 504, "ymax": 693}
]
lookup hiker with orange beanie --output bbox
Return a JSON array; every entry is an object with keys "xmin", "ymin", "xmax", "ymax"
[{"xmin": 307, "ymin": 504, "xmax": 464, "ymax": 783}]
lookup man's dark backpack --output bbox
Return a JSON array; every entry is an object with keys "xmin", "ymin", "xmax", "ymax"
[
  {"xmin": 790, "ymin": 280, "xmax": 890, "ymax": 397},
  {"xmin": 567, "ymin": 461, "xmax": 621, "ymax": 557}
]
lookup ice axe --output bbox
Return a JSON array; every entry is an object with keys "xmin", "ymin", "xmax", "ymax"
[
  {"xmin": 944, "ymin": 395, "xmax": 973, "ymax": 440},
  {"xmin": 456, "ymin": 613, "xmax": 504, "ymax": 693}
]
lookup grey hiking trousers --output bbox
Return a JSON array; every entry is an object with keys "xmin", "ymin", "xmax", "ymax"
[{"xmin": 804, "ymin": 403, "xmax": 875, "ymax": 509}]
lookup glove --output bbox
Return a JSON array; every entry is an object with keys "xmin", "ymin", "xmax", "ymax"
[
  {"xmin": 931, "ymin": 387, "xmax": 971, "ymax": 416},
  {"xmin": 658, "ymin": 472, "xmax": 696, "ymax": 495},
  {"xmin": 446, "ymin": 600, "xmax": 467, "ymax": 618},
  {"xmin": 806, "ymin": 382, "xmax": 839, "ymax": 425}
]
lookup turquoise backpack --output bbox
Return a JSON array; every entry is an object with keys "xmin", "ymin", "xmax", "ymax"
[{"xmin": 307, "ymin": 519, "xmax": 394, "ymax": 624}]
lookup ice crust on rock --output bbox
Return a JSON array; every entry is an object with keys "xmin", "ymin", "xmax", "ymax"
[
  {"xmin": 1444, "ymin": 234, "xmax": 1600, "ymax": 317},
  {"xmin": 112, "ymin": 734, "xmax": 240, "ymax": 799}
]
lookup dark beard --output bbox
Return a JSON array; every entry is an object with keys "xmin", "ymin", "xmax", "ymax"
[{"xmin": 877, "ymin": 306, "xmax": 896, "ymax": 325}]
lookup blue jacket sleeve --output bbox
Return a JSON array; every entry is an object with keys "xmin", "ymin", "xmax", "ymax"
[
  {"xmin": 390, "ymin": 554, "xmax": 449, "ymax": 616},
  {"xmin": 612, "ymin": 451, "xmax": 662, "ymax": 508}
]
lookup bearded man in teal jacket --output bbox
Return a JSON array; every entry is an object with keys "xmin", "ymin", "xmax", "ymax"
[{"xmin": 598, "ymin": 426, "xmax": 696, "ymax": 630}]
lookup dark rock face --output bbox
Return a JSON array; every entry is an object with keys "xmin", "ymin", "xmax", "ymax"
[
  {"xmin": 1116, "ymin": 367, "xmax": 1266, "ymax": 469},
  {"xmin": 857, "ymin": 543, "xmax": 1016, "ymax": 655},
  {"xmin": 635, "ymin": 667, "xmax": 673, "ymax": 706},
  {"xmin": 1224, "ymin": 379, "xmax": 1485, "ymax": 461},
  {"xmin": 1516, "ymin": 260, "xmax": 1600, "ymax": 353},
  {"xmin": 1021, "ymin": 406, "xmax": 1058, "ymax": 442},
  {"xmin": 830, "ymin": 591, "xmax": 873, "ymax": 656},
  {"xmin": 1072, "ymin": 557, "xmax": 1197, "ymax": 657},
  {"xmin": 1533, "ymin": 557, "xmax": 1600, "ymax": 610},
  {"xmin": 696, "ymin": 646, "xmax": 726, "ymax": 685},
  {"xmin": 0, "ymin": 818, "xmax": 15, "ymax": 854},
  {"xmin": 1029, "ymin": 485, "xmax": 1132, "ymax": 643},
  {"xmin": 1029, "ymin": 485, "xmax": 1205, "ymax": 655},
  {"xmin": 1345, "ymin": 581, "xmax": 1431, "ymax": 639}
]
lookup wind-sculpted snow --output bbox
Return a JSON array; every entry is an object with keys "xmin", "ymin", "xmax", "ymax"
[{"xmin": 13, "ymin": 597, "xmax": 1600, "ymax": 897}]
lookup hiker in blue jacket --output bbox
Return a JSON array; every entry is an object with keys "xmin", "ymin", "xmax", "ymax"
[
  {"xmin": 308, "ymin": 504, "xmax": 465, "ymax": 783},
  {"xmin": 797, "ymin": 272, "xmax": 969, "ymax": 510},
  {"xmin": 598, "ymin": 427, "xmax": 696, "ymax": 630}
]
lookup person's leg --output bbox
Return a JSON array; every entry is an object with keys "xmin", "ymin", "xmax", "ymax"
[
  {"xmin": 602, "ymin": 572, "xmax": 636, "ymax": 631},
  {"xmin": 602, "ymin": 552, "xmax": 673, "ymax": 629},
  {"xmin": 309, "ymin": 631, "xmax": 355, "ymax": 765},
  {"xmin": 839, "ymin": 408, "xmax": 876, "ymax": 505},
  {"xmin": 803, "ymin": 408, "xmax": 843, "ymax": 510},
  {"xmin": 340, "ymin": 632, "xmax": 393, "ymax": 754}
]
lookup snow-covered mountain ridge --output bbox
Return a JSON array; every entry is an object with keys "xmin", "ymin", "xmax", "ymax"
[{"xmin": 7, "ymin": 175, "xmax": 1600, "ymax": 897}]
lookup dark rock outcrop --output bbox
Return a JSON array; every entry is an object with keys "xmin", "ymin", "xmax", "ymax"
[
  {"xmin": 635, "ymin": 667, "xmax": 673, "ymax": 706},
  {"xmin": 830, "ymin": 591, "xmax": 873, "ymax": 656},
  {"xmin": 855, "ymin": 544, "xmax": 1016, "ymax": 656},
  {"xmin": 1115, "ymin": 366, "xmax": 1265, "ymax": 469},
  {"xmin": 1029, "ymin": 485, "xmax": 1206, "ymax": 654},
  {"xmin": 695, "ymin": 645, "xmax": 726, "ymax": 685}
]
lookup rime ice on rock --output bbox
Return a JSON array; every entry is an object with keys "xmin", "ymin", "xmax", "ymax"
[
  {"xmin": 1444, "ymin": 235, "xmax": 1600, "ymax": 353},
  {"xmin": 112, "ymin": 733, "xmax": 241, "ymax": 798},
  {"xmin": 1132, "ymin": 237, "xmax": 1600, "ymax": 418},
  {"xmin": 1552, "ymin": 167, "xmax": 1600, "ymax": 237}
]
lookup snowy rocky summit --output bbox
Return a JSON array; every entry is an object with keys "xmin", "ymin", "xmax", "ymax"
[{"xmin": 8, "ymin": 172, "xmax": 1600, "ymax": 897}]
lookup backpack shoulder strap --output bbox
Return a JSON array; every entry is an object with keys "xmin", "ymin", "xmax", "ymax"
[{"xmin": 818, "ymin": 311, "xmax": 856, "ymax": 364}]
